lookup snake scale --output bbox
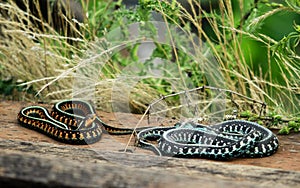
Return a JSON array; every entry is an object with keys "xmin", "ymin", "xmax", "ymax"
[
  {"xmin": 17, "ymin": 99, "xmax": 146, "ymax": 144},
  {"xmin": 136, "ymin": 120, "xmax": 279, "ymax": 160},
  {"xmin": 18, "ymin": 99, "xmax": 279, "ymax": 160}
]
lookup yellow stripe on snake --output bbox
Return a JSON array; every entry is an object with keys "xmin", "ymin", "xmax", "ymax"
[{"xmin": 17, "ymin": 99, "xmax": 144, "ymax": 144}]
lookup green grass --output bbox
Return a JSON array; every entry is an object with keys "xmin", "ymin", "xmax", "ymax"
[{"xmin": 0, "ymin": 0, "xmax": 300, "ymax": 132}]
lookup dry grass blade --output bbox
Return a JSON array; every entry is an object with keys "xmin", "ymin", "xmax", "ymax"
[{"xmin": 1, "ymin": 0, "xmax": 299, "ymax": 119}]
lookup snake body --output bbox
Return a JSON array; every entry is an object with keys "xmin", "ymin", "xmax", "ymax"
[
  {"xmin": 136, "ymin": 120, "xmax": 279, "ymax": 160},
  {"xmin": 18, "ymin": 100, "xmax": 279, "ymax": 159},
  {"xmin": 18, "ymin": 105, "xmax": 102, "ymax": 144},
  {"xmin": 205, "ymin": 120, "xmax": 279, "ymax": 158},
  {"xmin": 17, "ymin": 100, "xmax": 145, "ymax": 144}
]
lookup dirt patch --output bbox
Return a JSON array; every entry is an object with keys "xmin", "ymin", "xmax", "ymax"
[{"xmin": 1, "ymin": 100, "xmax": 299, "ymax": 171}]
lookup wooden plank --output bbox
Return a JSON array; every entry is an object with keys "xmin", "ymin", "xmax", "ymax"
[
  {"xmin": 0, "ymin": 139, "xmax": 300, "ymax": 188},
  {"xmin": 1, "ymin": 100, "xmax": 300, "ymax": 187},
  {"xmin": 2, "ymin": 100, "xmax": 300, "ymax": 171}
]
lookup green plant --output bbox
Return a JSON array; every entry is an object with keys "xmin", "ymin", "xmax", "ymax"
[{"xmin": 1, "ymin": 0, "xmax": 300, "ymax": 131}]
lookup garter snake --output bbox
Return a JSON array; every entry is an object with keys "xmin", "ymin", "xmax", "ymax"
[
  {"xmin": 136, "ymin": 120, "xmax": 279, "ymax": 160},
  {"xmin": 17, "ymin": 99, "xmax": 146, "ymax": 144}
]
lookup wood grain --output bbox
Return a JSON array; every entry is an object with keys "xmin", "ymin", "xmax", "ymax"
[{"xmin": 1, "ymin": 100, "xmax": 300, "ymax": 187}]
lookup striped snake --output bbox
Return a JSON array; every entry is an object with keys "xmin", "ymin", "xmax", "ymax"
[
  {"xmin": 17, "ymin": 99, "xmax": 146, "ymax": 144},
  {"xmin": 18, "ymin": 100, "xmax": 279, "ymax": 159},
  {"xmin": 136, "ymin": 120, "xmax": 279, "ymax": 160}
]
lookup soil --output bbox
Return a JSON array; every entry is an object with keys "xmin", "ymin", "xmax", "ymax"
[{"xmin": 1, "ymin": 100, "xmax": 300, "ymax": 172}]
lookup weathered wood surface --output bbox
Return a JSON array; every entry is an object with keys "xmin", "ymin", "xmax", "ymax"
[
  {"xmin": 1, "ymin": 138, "xmax": 300, "ymax": 188},
  {"xmin": 1, "ymin": 100, "xmax": 300, "ymax": 187}
]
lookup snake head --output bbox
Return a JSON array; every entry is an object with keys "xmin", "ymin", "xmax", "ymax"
[{"xmin": 77, "ymin": 114, "xmax": 97, "ymax": 130}]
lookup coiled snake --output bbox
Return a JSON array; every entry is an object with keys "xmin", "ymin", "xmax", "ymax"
[
  {"xmin": 136, "ymin": 120, "xmax": 279, "ymax": 160},
  {"xmin": 18, "ymin": 100, "xmax": 279, "ymax": 159},
  {"xmin": 17, "ymin": 99, "xmax": 146, "ymax": 144}
]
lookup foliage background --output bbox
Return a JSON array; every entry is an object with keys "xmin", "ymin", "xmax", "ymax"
[{"xmin": 0, "ymin": 0, "xmax": 299, "ymax": 132}]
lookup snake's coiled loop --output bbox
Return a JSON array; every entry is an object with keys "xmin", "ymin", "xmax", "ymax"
[
  {"xmin": 18, "ymin": 105, "xmax": 102, "ymax": 144},
  {"xmin": 136, "ymin": 120, "xmax": 279, "ymax": 160},
  {"xmin": 17, "ymin": 99, "xmax": 147, "ymax": 144}
]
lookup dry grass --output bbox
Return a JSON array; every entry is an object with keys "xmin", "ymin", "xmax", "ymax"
[
  {"xmin": 0, "ymin": 0, "xmax": 299, "ymax": 120},
  {"xmin": 0, "ymin": 1, "xmax": 79, "ymax": 101},
  {"xmin": 0, "ymin": 0, "xmax": 161, "ymax": 112},
  {"xmin": 151, "ymin": 0, "xmax": 300, "ymax": 116}
]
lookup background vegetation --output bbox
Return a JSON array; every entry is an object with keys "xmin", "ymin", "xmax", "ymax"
[{"xmin": 0, "ymin": 0, "xmax": 299, "ymax": 133}]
